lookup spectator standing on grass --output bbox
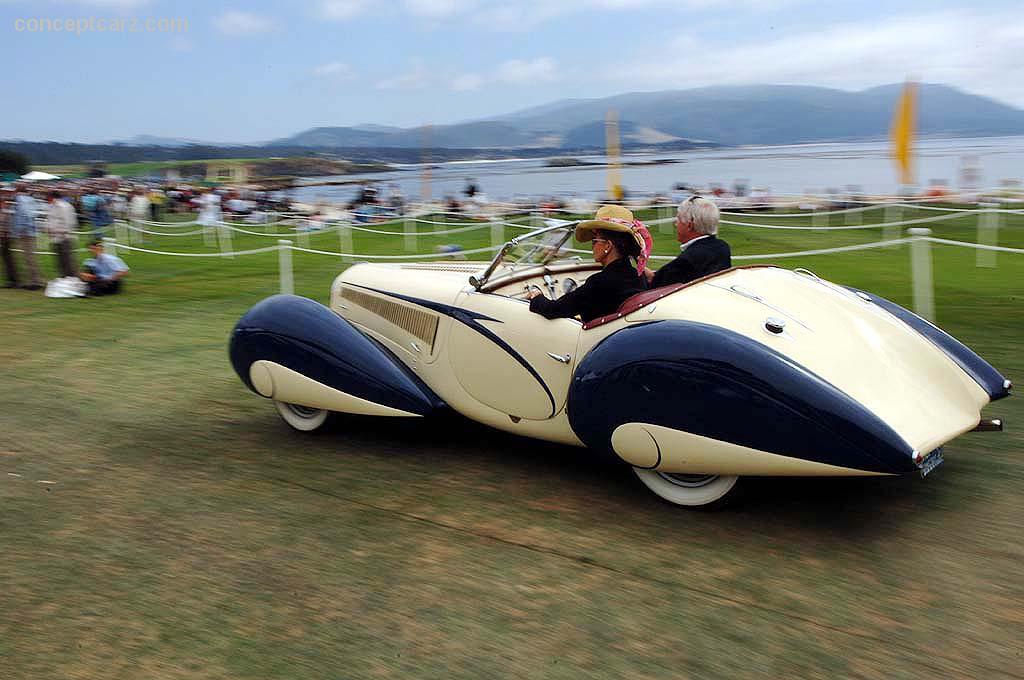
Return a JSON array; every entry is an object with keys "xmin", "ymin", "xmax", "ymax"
[
  {"xmin": 197, "ymin": 188, "xmax": 222, "ymax": 227},
  {"xmin": 11, "ymin": 186, "xmax": 44, "ymax": 289},
  {"xmin": 148, "ymin": 187, "xmax": 165, "ymax": 222},
  {"xmin": 129, "ymin": 189, "xmax": 150, "ymax": 242},
  {"xmin": 110, "ymin": 190, "xmax": 127, "ymax": 221},
  {"xmin": 46, "ymin": 190, "xmax": 78, "ymax": 279},
  {"xmin": 82, "ymin": 186, "xmax": 113, "ymax": 238},
  {"xmin": 1, "ymin": 189, "xmax": 20, "ymax": 288},
  {"xmin": 80, "ymin": 185, "xmax": 98, "ymax": 232},
  {"xmin": 79, "ymin": 239, "xmax": 128, "ymax": 296}
]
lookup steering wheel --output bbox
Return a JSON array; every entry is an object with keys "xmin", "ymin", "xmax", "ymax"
[
  {"xmin": 510, "ymin": 283, "xmax": 545, "ymax": 300},
  {"xmin": 524, "ymin": 284, "xmax": 546, "ymax": 299}
]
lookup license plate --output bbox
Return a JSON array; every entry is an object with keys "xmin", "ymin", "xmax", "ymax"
[{"xmin": 920, "ymin": 448, "xmax": 944, "ymax": 478}]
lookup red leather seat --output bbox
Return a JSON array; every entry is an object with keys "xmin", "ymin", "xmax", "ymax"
[
  {"xmin": 582, "ymin": 284, "xmax": 687, "ymax": 329},
  {"xmin": 581, "ymin": 265, "xmax": 770, "ymax": 330}
]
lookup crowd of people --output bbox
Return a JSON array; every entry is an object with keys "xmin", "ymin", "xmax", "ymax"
[
  {"xmin": 0, "ymin": 178, "xmax": 300, "ymax": 296},
  {"xmin": 0, "ymin": 184, "xmax": 131, "ymax": 295},
  {"xmin": 1, "ymin": 170, "xmax": 733, "ymax": 306}
]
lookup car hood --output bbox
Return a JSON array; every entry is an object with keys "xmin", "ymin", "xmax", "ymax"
[{"xmin": 334, "ymin": 261, "xmax": 486, "ymax": 308}]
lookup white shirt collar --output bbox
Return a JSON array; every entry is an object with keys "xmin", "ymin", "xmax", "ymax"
[{"xmin": 680, "ymin": 234, "xmax": 711, "ymax": 252}]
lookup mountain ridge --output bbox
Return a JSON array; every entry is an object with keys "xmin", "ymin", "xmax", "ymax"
[{"xmin": 268, "ymin": 83, "xmax": 1024, "ymax": 150}]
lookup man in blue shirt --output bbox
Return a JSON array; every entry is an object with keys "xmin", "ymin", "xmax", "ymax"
[
  {"xmin": 12, "ymin": 186, "xmax": 44, "ymax": 290},
  {"xmin": 79, "ymin": 239, "xmax": 129, "ymax": 295},
  {"xmin": 81, "ymin": 187, "xmax": 113, "ymax": 238}
]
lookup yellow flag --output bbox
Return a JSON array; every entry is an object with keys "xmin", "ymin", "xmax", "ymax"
[{"xmin": 890, "ymin": 81, "xmax": 917, "ymax": 186}]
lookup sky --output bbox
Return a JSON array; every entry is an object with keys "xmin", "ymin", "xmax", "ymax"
[{"xmin": 2, "ymin": 0, "xmax": 1022, "ymax": 143}]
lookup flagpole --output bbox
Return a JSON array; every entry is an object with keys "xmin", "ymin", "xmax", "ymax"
[{"xmin": 605, "ymin": 109, "xmax": 622, "ymax": 203}]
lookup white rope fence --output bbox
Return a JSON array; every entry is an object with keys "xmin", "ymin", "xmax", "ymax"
[{"xmin": 69, "ymin": 231, "xmax": 1019, "ymax": 322}]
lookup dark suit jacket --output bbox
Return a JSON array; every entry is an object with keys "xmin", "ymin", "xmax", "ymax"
[
  {"xmin": 649, "ymin": 236, "xmax": 732, "ymax": 289},
  {"xmin": 529, "ymin": 257, "xmax": 645, "ymax": 323}
]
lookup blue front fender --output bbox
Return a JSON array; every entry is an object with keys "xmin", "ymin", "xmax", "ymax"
[{"xmin": 229, "ymin": 295, "xmax": 444, "ymax": 416}]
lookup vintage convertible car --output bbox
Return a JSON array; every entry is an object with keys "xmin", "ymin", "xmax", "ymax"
[{"xmin": 229, "ymin": 224, "xmax": 1010, "ymax": 506}]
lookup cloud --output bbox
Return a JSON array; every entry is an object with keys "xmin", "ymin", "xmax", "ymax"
[
  {"xmin": 314, "ymin": 61, "xmax": 355, "ymax": 79},
  {"xmin": 72, "ymin": 0, "xmax": 149, "ymax": 7},
  {"xmin": 464, "ymin": 0, "xmax": 797, "ymax": 30},
  {"xmin": 603, "ymin": 9, "xmax": 1024, "ymax": 106},
  {"xmin": 377, "ymin": 61, "xmax": 432, "ymax": 90},
  {"xmin": 403, "ymin": 0, "xmax": 476, "ymax": 18},
  {"xmin": 214, "ymin": 10, "xmax": 275, "ymax": 35},
  {"xmin": 496, "ymin": 57, "xmax": 557, "ymax": 84},
  {"xmin": 450, "ymin": 73, "xmax": 484, "ymax": 91},
  {"xmin": 446, "ymin": 57, "xmax": 558, "ymax": 91},
  {"xmin": 318, "ymin": 0, "xmax": 366, "ymax": 20},
  {"xmin": 312, "ymin": 0, "xmax": 795, "ymax": 28}
]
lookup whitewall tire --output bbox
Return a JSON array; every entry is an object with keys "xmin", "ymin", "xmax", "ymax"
[
  {"xmin": 274, "ymin": 401, "xmax": 331, "ymax": 432},
  {"xmin": 633, "ymin": 469, "xmax": 739, "ymax": 507}
]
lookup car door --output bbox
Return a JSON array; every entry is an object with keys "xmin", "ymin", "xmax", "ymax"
[{"xmin": 447, "ymin": 291, "xmax": 581, "ymax": 420}]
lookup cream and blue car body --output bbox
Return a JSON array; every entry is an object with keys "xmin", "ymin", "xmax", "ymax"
[{"xmin": 229, "ymin": 225, "xmax": 1010, "ymax": 506}]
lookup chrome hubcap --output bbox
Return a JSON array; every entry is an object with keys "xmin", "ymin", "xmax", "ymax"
[
  {"xmin": 286, "ymin": 403, "xmax": 322, "ymax": 419},
  {"xmin": 657, "ymin": 473, "xmax": 719, "ymax": 488}
]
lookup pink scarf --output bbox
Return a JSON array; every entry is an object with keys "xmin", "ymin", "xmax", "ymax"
[
  {"xmin": 633, "ymin": 219, "xmax": 653, "ymax": 277},
  {"xmin": 599, "ymin": 217, "xmax": 654, "ymax": 277}
]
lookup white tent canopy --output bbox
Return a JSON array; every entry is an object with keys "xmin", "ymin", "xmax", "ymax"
[{"xmin": 21, "ymin": 170, "xmax": 61, "ymax": 181}]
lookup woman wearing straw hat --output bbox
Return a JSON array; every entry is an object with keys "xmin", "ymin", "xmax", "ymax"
[{"xmin": 528, "ymin": 204, "xmax": 650, "ymax": 323}]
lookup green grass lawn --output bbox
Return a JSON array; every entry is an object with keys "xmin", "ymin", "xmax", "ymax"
[{"xmin": 2, "ymin": 208, "xmax": 1022, "ymax": 679}]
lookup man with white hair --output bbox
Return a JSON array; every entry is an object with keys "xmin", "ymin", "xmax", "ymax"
[{"xmin": 646, "ymin": 195, "xmax": 731, "ymax": 288}]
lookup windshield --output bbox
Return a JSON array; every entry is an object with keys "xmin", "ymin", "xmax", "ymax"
[{"xmin": 471, "ymin": 222, "xmax": 577, "ymax": 290}]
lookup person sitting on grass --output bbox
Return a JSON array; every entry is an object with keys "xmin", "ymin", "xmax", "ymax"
[{"xmin": 79, "ymin": 239, "xmax": 129, "ymax": 296}]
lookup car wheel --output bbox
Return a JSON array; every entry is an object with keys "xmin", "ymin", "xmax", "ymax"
[
  {"xmin": 274, "ymin": 401, "xmax": 330, "ymax": 432},
  {"xmin": 632, "ymin": 469, "xmax": 739, "ymax": 507}
]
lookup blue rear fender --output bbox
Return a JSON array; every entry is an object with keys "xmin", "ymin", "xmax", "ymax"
[
  {"xmin": 568, "ymin": 320, "xmax": 919, "ymax": 475},
  {"xmin": 229, "ymin": 295, "xmax": 444, "ymax": 416}
]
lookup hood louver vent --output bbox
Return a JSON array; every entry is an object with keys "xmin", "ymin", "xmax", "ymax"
[{"xmin": 341, "ymin": 287, "xmax": 439, "ymax": 349}]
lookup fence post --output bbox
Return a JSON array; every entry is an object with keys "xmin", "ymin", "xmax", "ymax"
[
  {"xmin": 203, "ymin": 221, "xmax": 215, "ymax": 247},
  {"xmin": 976, "ymin": 202, "xmax": 998, "ymax": 268},
  {"xmin": 278, "ymin": 239, "xmax": 293, "ymax": 295},
  {"xmin": 339, "ymin": 224, "xmax": 353, "ymax": 261},
  {"xmin": 661, "ymin": 204, "xmax": 674, "ymax": 235},
  {"xmin": 404, "ymin": 214, "xmax": 416, "ymax": 252},
  {"xmin": 115, "ymin": 219, "xmax": 129, "ymax": 246},
  {"xmin": 102, "ymin": 236, "xmax": 117, "ymax": 258},
  {"xmin": 845, "ymin": 206, "xmax": 861, "ymax": 226},
  {"xmin": 490, "ymin": 220, "xmax": 504, "ymax": 251},
  {"xmin": 884, "ymin": 203, "xmax": 901, "ymax": 245},
  {"xmin": 907, "ymin": 227, "xmax": 934, "ymax": 321},
  {"xmin": 812, "ymin": 207, "xmax": 827, "ymax": 230},
  {"xmin": 218, "ymin": 224, "xmax": 233, "ymax": 258}
]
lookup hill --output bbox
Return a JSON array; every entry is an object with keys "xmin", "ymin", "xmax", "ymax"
[{"xmin": 274, "ymin": 83, "xmax": 1024, "ymax": 148}]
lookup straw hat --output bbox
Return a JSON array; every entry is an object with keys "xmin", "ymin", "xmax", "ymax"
[{"xmin": 575, "ymin": 204, "xmax": 637, "ymax": 242}]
